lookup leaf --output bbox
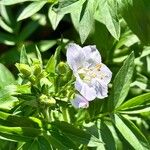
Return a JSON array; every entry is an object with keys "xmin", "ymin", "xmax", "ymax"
[
  {"xmin": 43, "ymin": 132, "xmax": 69, "ymax": 150},
  {"xmin": 0, "ymin": 31, "xmax": 16, "ymax": 45},
  {"xmin": 113, "ymin": 114, "xmax": 150, "ymax": 150},
  {"xmin": 17, "ymin": 1, "xmax": 47, "ymax": 21},
  {"xmin": 95, "ymin": 0, "xmax": 120, "ymax": 40},
  {"xmin": 118, "ymin": 0, "xmax": 150, "ymax": 45},
  {"xmin": 20, "ymin": 46, "xmax": 29, "ymax": 64},
  {"xmin": 35, "ymin": 45, "xmax": 42, "ymax": 66},
  {"xmin": 0, "ymin": 47, "xmax": 20, "ymax": 66},
  {"xmin": 0, "ymin": 111, "xmax": 42, "ymax": 128},
  {"xmin": 48, "ymin": 5, "xmax": 64, "ymax": 30},
  {"xmin": 0, "ymin": 17, "xmax": 13, "ymax": 33},
  {"xmin": 19, "ymin": 20, "xmax": 40, "ymax": 41},
  {"xmin": 85, "ymin": 121, "xmax": 116, "ymax": 149},
  {"xmin": 23, "ymin": 136, "xmax": 52, "ymax": 150},
  {"xmin": 0, "ymin": 63, "xmax": 15, "ymax": 88},
  {"xmin": 108, "ymin": 52, "xmax": 135, "ymax": 111},
  {"xmin": 0, "ymin": 5, "xmax": 11, "ymax": 25},
  {"xmin": 45, "ymin": 46, "xmax": 61, "ymax": 73},
  {"xmin": 78, "ymin": 0, "xmax": 97, "ymax": 43},
  {"xmin": 45, "ymin": 55, "xmax": 56, "ymax": 74},
  {"xmin": 0, "ymin": 126, "xmax": 42, "ymax": 142},
  {"xmin": 0, "ymin": 0, "xmax": 37, "ymax": 5},
  {"xmin": 0, "ymin": 85, "xmax": 18, "ymax": 110},
  {"xmin": 117, "ymin": 92, "xmax": 150, "ymax": 110},
  {"xmin": 51, "ymin": 121, "xmax": 103, "ymax": 146},
  {"xmin": 50, "ymin": 131, "xmax": 78, "ymax": 149},
  {"xmin": 23, "ymin": 140, "xmax": 39, "ymax": 150},
  {"xmin": 58, "ymin": 0, "xmax": 85, "ymax": 15},
  {"xmin": 116, "ymin": 92, "xmax": 150, "ymax": 114}
]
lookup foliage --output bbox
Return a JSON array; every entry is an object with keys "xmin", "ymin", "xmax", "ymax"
[{"xmin": 0, "ymin": 0, "xmax": 150, "ymax": 149}]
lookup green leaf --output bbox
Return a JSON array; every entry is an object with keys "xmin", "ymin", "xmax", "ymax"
[
  {"xmin": 0, "ymin": 111, "xmax": 42, "ymax": 128},
  {"xmin": 19, "ymin": 20, "xmax": 40, "ymax": 41},
  {"xmin": 78, "ymin": 0, "xmax": 97, "ymax": 43},
  {"xmin": 0, "ymin": 17, "xmax": 13, "ymax": 33},
  {"xmin": 0, "ymin": 5, "xmax": 11, "ymax": 25},
  {"xmin": 45, "ymin": 55, "xmax": 56, "ymax": 74},
  {"xmin": 0, "ymin": 31, "xmax": 16, "ymax": 45},
  {"xmin": 0, "ymin": 85, "xmax": 18, "ymax": 110},
  {"xmin": 20, "ymin": 46, "xmax": 29, "ymax": 64},
  {"xmin": 95, "ymin": 0, "xmax": 120, "ymax": 40},
  {"xmin": 0, "ymin": 0, "xmax": 37, "ymax": 5},
  {"xmin": 116, "ymin": 92, "xmax": 150, "ymax": 114},
  {"xmin": 45, "ymin": 46, "xmax": 61, "ymax": 73},
  {"xmin": 108, "ymin": 52, "xmax": 135, "ymax": 111},
  {"xmin": 48, "ymin": 5, "xmax": 64, "ymax": 30},
  {"xmin": 113, "ymin": 114, "xmax": 150, "ymax": 150},
  {"xmin": 117, "ymin": 92, "xmax": 150, "ymax": 110},
  {"xmin": 51, "ymin": 121, "xmax": 103, "ymax": 146},
  {"xmin": 43, "ymin": 132, "xmax": 69, "ymax": 150},
  {"xmin": 23, "ymin": 136, "xmax": 52, "ymax": 150},
  {"xmin": 23, "ymin": 140, "xmax": 39, "ymax": 150},
  {"xmin": 58, "ymin": 0, "xmax": 85, "ymax": 15},
  {"xmin": 35, "ymin": 45, "xmax": 42, "ymax": 66},
  {"xmin": 70, "ymin": 2, "xmax": 82, "ymax": 31},
  {"xmin": 118, "ymin": 0, "xmax": 150, "ymax": 45},
  {"xmin": 85, "ymin": 121, "xmax": 116, "ymax": 149},
  {"xmin": 50, "ymin": 131, "xmax": 78, "ymax": 149},
  {"xmin": 0, "ymin": 126, "xmax": 42, "ymax": 142},
  {"xmin": 0, "ymin": 63, "xmax": 15, "ymax": 88},
  {"xmin": 17, "ymin": 1, "xmax": 47, "ymax": 21}
]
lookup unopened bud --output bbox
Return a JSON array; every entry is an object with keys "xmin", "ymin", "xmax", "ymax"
[
  {"xmin": 16, "ymin": 63, "xmax": 31, "ymax": 77},
  {"xmin": 57, "ymin": 62, "xmax": 67, "ymax": 74},
  {"xmin": 39, "ymin": 94, "xmax": 56, "ymax": 106},
  {"xmin": 33, "ymin": 64, "xmax": 42, "ymax": 76}
]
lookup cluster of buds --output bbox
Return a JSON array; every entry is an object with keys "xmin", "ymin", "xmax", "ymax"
[{"xmin": 15, "ymin": 59, "xmax": 46, "ymax": 85}]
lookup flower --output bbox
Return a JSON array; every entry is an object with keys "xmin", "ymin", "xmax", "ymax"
[
  {"xmin": 67, "ymin": 43, "xmax": 112, "ymax": 101},
  {"xmin": 71, "ymin": 94, "xmax": 89, "ymax": 108}
]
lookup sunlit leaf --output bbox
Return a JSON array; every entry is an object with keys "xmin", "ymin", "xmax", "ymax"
[
  {"xmin": 0, "ymin": 63, "xmax": 15, "ymax": 88},
  {"xmin": 95, "ymin": 0, "xmax": 120, "ymax": 40},
  {"xmin": 108, "ymin": 52, "xmax": 135, "ymax": 111},
  {"xmin": 118, "ymin": 0, "xmax": 150, "ymax": 45},
  {"xmin": 113, "ymin": 114, "xmax": 150, "ymax": 150},
  {"xmin": 17, "ymin": 1, "xmax": 47, "ymax": 21},
  {"xmin": 0, "ymin": 0, "xmax": 37, "ymax": 5}
]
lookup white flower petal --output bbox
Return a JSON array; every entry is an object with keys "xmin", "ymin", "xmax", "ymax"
[
  {"xmin": 71, "ymin": 94, "xmax": 89, "ymax": 108},
  {"xmin": 82, "ymin": 45, "xmax": 101, "ymax": 67},
  {"xmin": 66, "ymin": 43, "xmax": 85, "ymax": 71},
  {"xmin": 75, "ymin": 77, "xmax": 97, "ymax": 101},
  {"xmin": 97, "ymin": 64, "xmax": 112, "ymax": 85},
  {"xmin": 92, "ymin": 79, "xmax": 108, "ymax": 99}
]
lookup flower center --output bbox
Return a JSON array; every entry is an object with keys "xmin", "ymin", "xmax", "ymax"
[{"xmin": 78, "ymin": 64, "xmax": 103, "ymax": 83}]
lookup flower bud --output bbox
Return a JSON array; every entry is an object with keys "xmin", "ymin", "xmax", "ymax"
[
  {"xmin": 29, "ymin": 75, "xmax": 36, "ymax": 84},
  {"xmin": 57, "ymin": 62, "xmax": 67, "ymax": 74},
  {"xmin": 39, "ymin": 94, "xmax": 56, "ymax": 106},
  {"xmin": 33, "ymin": 64, "xmax": 42, "ymax": 76},
  {"xmin": 16, "ymin": 63, "xmax": 31, "ymax": 77}
]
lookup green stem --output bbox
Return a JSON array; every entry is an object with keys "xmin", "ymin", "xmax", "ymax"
[{"xmin": 62, "ymin": 107, "xmax": 70, "ymax": 123}]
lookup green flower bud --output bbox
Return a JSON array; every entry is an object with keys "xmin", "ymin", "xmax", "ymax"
[
  {"xmin": 39, "ymin": 94, "xmax": 56, "ymax": 106},
  {"xmin": 16, "ymin": 63, "xmax": 31, "ymax": 77},
  {"xmin": 37, "ymin": 71, "xmax": 47, "ymax": 79},
  {"xmin": 29, "ymin": 75, "xmax": 36, "ymax": 84},
  {"xmin": 33, "ymin": 64, "xmax": 42, "ymax": 76},
  {"xmin": 57, "ymin": 62, "xmax": 67, "ymax": 74},
  {"xmin": 32, "ymin": 58, "xmax": 41, "ymax": 65}
]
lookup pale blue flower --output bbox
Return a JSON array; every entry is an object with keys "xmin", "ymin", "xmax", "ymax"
[
  {"xmin": 67, "ymin": 43, "xmax": 112, "ymax": 102},
  {"xmin": 71, "ymin": 94, "xmax": 89, "ymax": 108}
]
